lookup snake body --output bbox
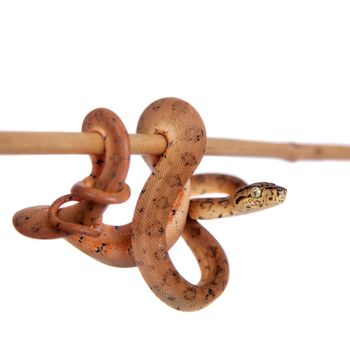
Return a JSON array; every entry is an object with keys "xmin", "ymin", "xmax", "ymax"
[
  {"xmin": 13, "ymin": 98, "xmax": 287, "ymax": 311},
  {"xmin": 132, "ymin": 98, "xmax": 287, "ymax": 311},
  {"xmin": 131, "ymin": 97, "xmax": 225, "ymax": 311},
  {"xmin": 65, "ymin": 173, "xmax": 286, "ymax": 271}
]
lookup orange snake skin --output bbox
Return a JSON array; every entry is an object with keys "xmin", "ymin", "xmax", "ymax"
[{"xmin": 12, "ymin": 97, "xmax": 287, "ymax": 311}]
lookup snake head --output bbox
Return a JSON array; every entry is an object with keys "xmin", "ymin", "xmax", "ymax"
[{"xmin": 234, "ymin": 182, "xmax": 287, "ymax": 213}]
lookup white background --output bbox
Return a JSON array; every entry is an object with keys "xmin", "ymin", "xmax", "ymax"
[{"xmin": 0, "ymin": 1, "xmax": 349, "ymax": 349}]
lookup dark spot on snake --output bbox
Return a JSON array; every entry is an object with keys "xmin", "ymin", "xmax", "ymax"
[
  {"xmin": 114, "ymin": 226, "xmax": 119, "ymax": 230},
  {"xmin": 127, "ymin": 246, "xmax": 133, "ymax": 256},
  {"xmin": 24, "ymin": 216, "xmax": 30, "ymax": 221},
  {"xmin": 196, "ymin": 130, "xmax": 204, "ymax": 142},
  {"xmin": 171, "ymin": 209, "xmax": 176, "ymax": 216},
  {"xmin": 153, "ymin": 197, "xmax": 170, "ymax": 209},
  {"xmin": 171, "ymin": 101, "xmax": 189, "ymax": 114},
  {"xmin": 146, "ymin": 221, "xmax": 165, "ymax": 237},
  {"xmin": 154, "ymin": 246, "xmax": 167, "ymax": 261},
  {"xmin": 205, "ymin": 288, "xmax": 215, "ymax": 300},
  {"xmin": 96, "ymin": 159, "xmax": 104, "ymax": 165},
  {"xmin": 235, "ymin": 196, "xmax": 246, "ymax": 205},
  {"xmin": 218, "ymin": 214, "xmax": 223, "ymax": 218},
  {"xmin": 95, "ymin": 244, "xmax": 106, "ymax": 253},
  {"xmin": 184, "ymin": 126, "xmax": 204, "ymax": 143},
  {"xmin": 78, "ymin": 235, "xmax": 84, "ymax": 243},
  {"xmin": 170, "ymin": 270, "xmax": 181, "ymax": 284},
  {"xmin": 190, "ymin": 226, "xmax": 201, "ymax": 238},
  {"xmin": 139, "ymin": 207, "xmax": 144, "ymax": 214},
  {"xmin": 269, "ymin": 197, "xmax": 273, "ymax": 201},
  {"xmin": 181, "ymin": 152, "xmax": 197, "ymax": 166},
  {"xmin": 209, "ymin": 245, "xmax": 218, "ymax": 257},
  {"xmin": 183, "ymin": 287, "xmax": 196, "ymax": 301},
  {"xmin": 31, "ymin": 225, "xmax": 41, "ymax": 233},
  {"xmin": 152, "ymin": 104, "xmax": 161, "ymax": 111},
  {"xmin": 141, "ymin": 188, "xmax": 146, "ymax": 194},
  {"xmin": 214, "ymin": 265, "xmax": 224, "ymax": 277},
  {"xmin": 168, "ymin": 174, "xmax": 182, "ymax": 187}
]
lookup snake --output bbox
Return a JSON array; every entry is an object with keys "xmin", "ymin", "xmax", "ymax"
[
  {"xmin": 13, "ymin": 98, "xmax": 287, "ymax": 311},
  {"xmin": 131, "ymin": 97, "xmax": 287, "ymax": 311}
]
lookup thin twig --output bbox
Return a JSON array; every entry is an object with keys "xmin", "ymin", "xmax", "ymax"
[{"xmin": 0, "ymin": 131, "xmax": 349, "ymax": 161}]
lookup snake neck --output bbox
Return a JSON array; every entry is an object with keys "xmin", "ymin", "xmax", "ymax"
[{"xmin": 188, "ymin": 197, "xmax": 244, "ymax": 220}]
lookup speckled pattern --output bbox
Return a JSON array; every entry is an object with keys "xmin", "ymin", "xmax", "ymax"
[
  {"xmin": 12, "ymin": 99, "xmax": 288, "ymax": 311},
  {"xmin": 189, "ymin": 174, "xmax": 287, "ymax": 220},
  {"xmin": 12, "ymin": 108, "xmax": 134, "ymax": 265},
  {"xmin": 12, "ymin": 107, "xmax": 190, "ymax": 267},
  {"xmin": 131, "ymin": 97, "xmax": 231, "ymax": 311}
]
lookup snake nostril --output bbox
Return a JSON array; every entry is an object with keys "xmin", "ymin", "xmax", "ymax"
[{"xmin": 276, "ymin": 187, "xmax": 286, "ymax": 196}]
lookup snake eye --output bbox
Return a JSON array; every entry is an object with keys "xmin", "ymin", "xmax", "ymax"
[{"xmin": 250, "ymin": 186, "xmax": 262, "ymax": 198}]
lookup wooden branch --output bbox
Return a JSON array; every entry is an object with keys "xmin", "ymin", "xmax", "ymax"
[
  {"xmin": 0, "ymin": 131, "xmax": 350, "ymax": 161},
  {"xmin": 0, "ymin": 132, "xmax": 166, "ymax": 156}
]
